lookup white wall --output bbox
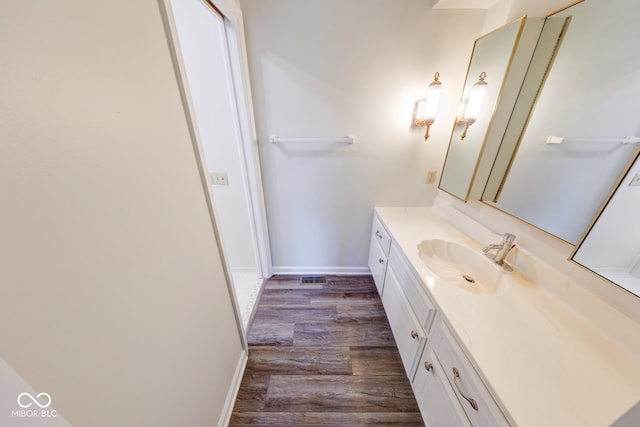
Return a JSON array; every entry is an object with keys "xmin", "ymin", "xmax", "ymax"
[
  {"xmin": 481, "ymin": 0, "xmax": 514, "ymax": 33},
  {"xmin": 0, "ymin": 1, "xmax": 243, "ymax": 426},
  {"xmin": 482, "ymin": 0, "xmax": 567, "ymax": 33},
  {"xmin": 241, "ymin": 0, "xmax": 485, "ymax": 273},
  {"xmin": 506, "ymin": 0, "xmax": 568, "ymax": 22}
]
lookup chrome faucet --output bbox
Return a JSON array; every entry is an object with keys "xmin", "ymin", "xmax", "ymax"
[{"xmin": 483, "ymin": 233, "xmax": 515, "ymax": 271}]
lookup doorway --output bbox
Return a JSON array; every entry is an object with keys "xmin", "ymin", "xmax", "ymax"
[{"xmin": 163, "ymin": 0, "xmax": 272, "ymax": 331}]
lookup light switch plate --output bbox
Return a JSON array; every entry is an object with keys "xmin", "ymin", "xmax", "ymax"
[
  {"xmin": 630, "ymin": 173, "xmax": 640, "ymax": 187},
  {"xmin": 210, "ymin": 172, "xmax": 229, "ymax": 186}
]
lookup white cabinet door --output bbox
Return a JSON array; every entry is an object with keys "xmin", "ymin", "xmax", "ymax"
[
  {"xmin": 413, "ymin": 348, "xmax": 472, "ymax": 427},
  {"xmin": 434, "ymin": 321, "xmax": 511, "ymax": 427},
  {"xmin": 381, "ymin": 265, "xmax": 426, "ymax": 379},
  {"xmin": 372, "ymin": 214, "xmax": 392, "ymax": 254},
  {"xmin": 389, "ymin": 243, "xmax": 438, "ymax": 332},
  {"xmin": 367, "ymin": 234, "xmax": 387, "ymax": 295}
]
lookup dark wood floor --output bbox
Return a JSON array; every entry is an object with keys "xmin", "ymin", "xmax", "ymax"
[{"xmin": 229, "ymin": 275, "xmax": 424, "ymax": 426}]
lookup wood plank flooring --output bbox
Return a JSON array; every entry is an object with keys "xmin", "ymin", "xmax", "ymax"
[{"xmin": 229, "ymin": 275, "xmax": 424, "ymax": 426}]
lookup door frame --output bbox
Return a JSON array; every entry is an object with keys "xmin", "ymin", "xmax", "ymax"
[
  {"xmin": 202, "ymin": 0, "xmax": 273, "ymax": 279},
  {"xmin": 159, "ymin": 0, "xmax": 273, "ymax": 341}
]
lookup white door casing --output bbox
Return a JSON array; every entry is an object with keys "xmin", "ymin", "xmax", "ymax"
[{"xmin": 159, "ymin": 0, "xmax": 273, "ymax": 339}]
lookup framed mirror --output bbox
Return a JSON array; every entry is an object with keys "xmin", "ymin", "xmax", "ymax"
[
  {"xmin": 483, "ymin": 0, "xmax": 640, "ymax": 244},
  {"xmin": 439, "ymin": 17, "xmax": 547, "ymax": 201},
  {"xmin": 572, "ymin": 152, "xmax": 640, "ymax": 298}
]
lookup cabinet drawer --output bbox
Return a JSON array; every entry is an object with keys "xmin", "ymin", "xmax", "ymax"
[
  {"xmin": 382, "ymin": 265, "xmax": 426, "ymax": 379},
  {"xmin": 413, "ymin": 348, "xmax": 472, "ymax": 427},
  {"xmin": 433, "ymin": 322, "xmax": 510, "ymax": 427},
  {"xmin": 367, "ymin": 233, "xmax": 387, "ymax": 295},
  {"xmin": 372, "ymin": 214, "xmax": 391, "ymax": 255},
  {"xmin": 389, "ymin": 243, "xmax": 438, "ymax": 332}
]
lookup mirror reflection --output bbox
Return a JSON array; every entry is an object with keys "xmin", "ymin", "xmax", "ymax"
[
  {"xmin": 439, "ymin": 19, "xmax": 522, "ymax": 200},
  {"xmin": 485, "ymin": 0, "xmax": 640, "ymax": 244},
  {"xmin": 573, "ymin": 153, "xmax": 640, "ymax": 298}
]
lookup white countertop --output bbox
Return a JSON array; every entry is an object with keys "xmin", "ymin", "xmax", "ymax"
[{"xmin": 375, "ymin": 207, "xmax": 640, "ymax": 427}]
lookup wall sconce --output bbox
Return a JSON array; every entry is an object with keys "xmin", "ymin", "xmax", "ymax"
[
  {"xmin": 412, "ymin": 72, "xmax": 442, "ymax": 140},
  {"xmin": 458, "ymin": 72, "xmax": 487, "ymax": 140}
]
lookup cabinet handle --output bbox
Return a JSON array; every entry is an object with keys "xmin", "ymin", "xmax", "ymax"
[
  {"xmin": 424, "ymin": 361, "xmax": 433, "ymax": 372},
  {"xmin": 453, "ymin": 367, "xmax": 478, "ymax": 411},
  {"xmin": 378, "ymin": 258, "xmax": 385, "ymax": 264},
  {"xmin": 411, "ymin": 330, "xmax": 419, "ymax": 340},
  {"xmin": 376, "ymin": 230, "xmax": 383, "ymax": 239}
]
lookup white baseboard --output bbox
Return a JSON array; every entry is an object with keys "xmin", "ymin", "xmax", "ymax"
[
  {"xmin": 218, "ymin": 349, "xmax": 248, "ymax": 427},
  {"xmin": 271, "ymin": 266, "xmax": 371, "ymax": 276}
]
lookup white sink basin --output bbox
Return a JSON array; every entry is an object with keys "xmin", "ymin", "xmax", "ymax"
[{"xmin": 418, "ymin": 239, "xmax": 507, "ymax": 295}]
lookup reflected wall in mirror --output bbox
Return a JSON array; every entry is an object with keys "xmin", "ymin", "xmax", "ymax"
[
  {"xmin": 482, "ymin": 15, "xmax": 569, "ymax": 201},
  {"xmin": 572, "ymin": 152, "xmax": 640, "ymax": 298},
  {"xmin": 484, "ymin": 0, "xmax": 640, "ymax": 244},
  {"xmin": 440, "ymin": 17, "xmax": 546, "ymax": 201}
]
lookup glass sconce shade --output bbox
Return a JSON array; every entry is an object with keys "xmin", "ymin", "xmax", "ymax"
[
  {"xmin": 413, "ymin": 72, "xmax": 442, "ymax": 140},
  {"xmin": 459, "ymin": 72, "xmax": 487, "ymax": 139}
]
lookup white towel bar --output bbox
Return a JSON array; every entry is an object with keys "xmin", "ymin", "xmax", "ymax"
[
  {"xmin": 270, "ymin": 135, "xmax": 355, "ymax": 144},
  {"xmin": 546, "ymin": 135, "xmax": 640, "ymax": 144}
]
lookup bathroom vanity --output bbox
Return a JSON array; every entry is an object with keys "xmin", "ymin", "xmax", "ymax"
[{"xmin": 367, "ymin": 206, "xmax": 640, "ymax": 427}]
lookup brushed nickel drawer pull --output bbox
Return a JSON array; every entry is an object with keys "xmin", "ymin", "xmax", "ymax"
[
  {"xmin": 378, "ymin": 258, "xmax": 385, "ymax": 264},
  {"xmin": 424, "ymin": 361, "xmax": 433, "ymax": 372},
  {"xmin": 376, "ymin": 230, "xmax": 383, "ymax": 239},
  {"xmin": 411, "ymin": 330, "xmax": 419, "ymax": 340},
  {"xmin": 453, "ymin": 367, "xmax": 478, "ymax": 411}
]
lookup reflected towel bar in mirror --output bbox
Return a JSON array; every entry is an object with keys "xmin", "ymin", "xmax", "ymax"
[{"xmin": 546, "ymin": 135, "xmax": 640, "ymax": 144}]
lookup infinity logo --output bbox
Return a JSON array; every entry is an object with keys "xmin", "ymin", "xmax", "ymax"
[{"xmin": 17, "ymin": 392, "xmax": 52, "ymax": 409}]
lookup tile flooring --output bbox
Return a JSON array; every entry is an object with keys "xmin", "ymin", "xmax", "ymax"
[
  {"xmin": 231, "ymin": 270, "xmax": 264, "ymax": 329},
  {"xmin": 229, "ymin": 275, "xmax": 424, "ymax": 426}
]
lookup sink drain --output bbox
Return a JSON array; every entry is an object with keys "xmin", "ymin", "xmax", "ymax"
[{"xmin": 462, "ymin": 274, "xmax": 476, "ymax": 284}]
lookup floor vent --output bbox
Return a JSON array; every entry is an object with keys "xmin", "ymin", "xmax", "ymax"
[{"xmin": 300, "ymin": 276, "xmax": 328, "ymax": 285}]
